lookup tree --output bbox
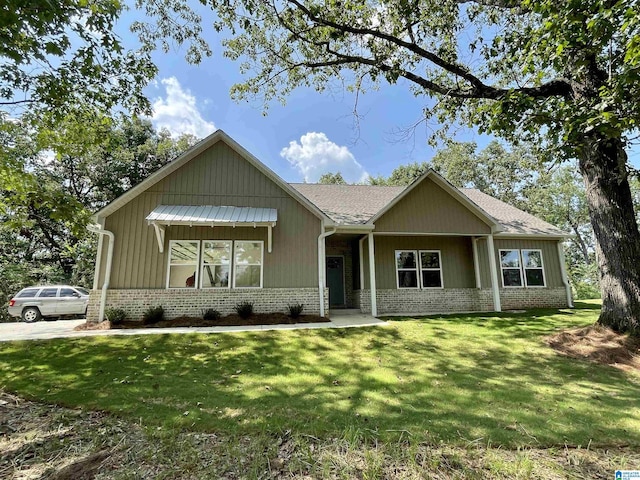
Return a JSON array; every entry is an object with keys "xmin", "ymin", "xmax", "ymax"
[
  {"xmin": 371, "ymin": 141, "xmax": 600, "ymax": 299},
  {"xmin": 138, "ymin": 0, "xmax": 640, "ymax": 333},
  {"xmin": 0, "ymin": 115, "xmax": 196, "ymax": 321},
  {"xmin": 318, "ymin": 172, "xmax": 347, "ymax": 184},
  {"xmin": 0, "ymin": 0, "xmax": 158, "ymax": 119},
  {"xmin": 369, "ymin": 162, "xmax": 429, "ymax": 186}
]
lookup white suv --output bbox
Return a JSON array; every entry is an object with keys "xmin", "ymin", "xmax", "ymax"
[{"xmin": 8, "ymin": 286, "xmax": 90, "ymax": 322}]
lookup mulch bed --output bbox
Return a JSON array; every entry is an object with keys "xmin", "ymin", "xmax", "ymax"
[
  {"xmin": 75, "ymin": 313, "xmax": 329, "ymax": 331},
  {"xmin": 546, "ymin": 324, "xmax": 640, "ymax": 372}
]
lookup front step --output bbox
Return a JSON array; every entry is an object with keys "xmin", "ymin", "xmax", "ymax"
[{"xmin": 329, "ymin": 308, "xmax": 361, "ymax": 316}]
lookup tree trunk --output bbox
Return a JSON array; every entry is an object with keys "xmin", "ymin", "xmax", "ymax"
[{"xmin": 578, "ymin": 134, "xmax": 640, "ymax": 334}]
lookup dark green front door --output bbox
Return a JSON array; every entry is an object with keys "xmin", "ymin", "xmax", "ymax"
[{"xmin": 326, "ymin": 256, "xmax": 345, "ymax": 307}]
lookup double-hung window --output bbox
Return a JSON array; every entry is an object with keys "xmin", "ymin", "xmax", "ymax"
[
  {"xmin": 521, "ymin": 249, "xmax": 545, "ymax": 287},
  {"xmin": 167, "ymin": 240, "xmax": 263, "ymax": 289},
  {"xmin": 395, "ymin": 250, "xmax": 443, "ymax": 289},
  {"xmin": 499, "ymin": 249, "xmax": 545, "ymax": 287},
  {"xmin": 396, "ymin": 251, "xmax": 419, "ymax": 288},
  {"xmin": 419, "ymin": 250, "xmax": 443, "ymax": 288}
]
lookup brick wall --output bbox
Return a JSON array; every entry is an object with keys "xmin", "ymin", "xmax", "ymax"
[
  {"xmin": 87, "ymin": 288, "xmax": 329, "ymax": 322},
  {"xmin": 356, "ymin": 287, "xmax": 568, "ymax": 315},
  {"xmin": 499, "ymin": 287, "xmax": 569, "ymax": 310}
]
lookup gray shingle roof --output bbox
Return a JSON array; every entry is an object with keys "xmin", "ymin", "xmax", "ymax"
[
  {"xmin": 290, "ymin": 184, "xmax": 404, "ymax": 225},
  {"xmin": 289, "ymin": 183, "xmax": 567, "ymax": 236},
  {"xmin": 460, "ymin": 189, "xmax": 567, "ymax": 236}
]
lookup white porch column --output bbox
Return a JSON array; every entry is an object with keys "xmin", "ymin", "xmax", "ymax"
[
  {"xmin": 471, "ymin": 237, "xmax": 481, "ymax": 289},
  {"xmin": 486, "ymin": 234, "xmax": 502, "ymax": 312},
  {"xmin": 358, "ymin": 236, "xmax": 365, "ymax": 291},
  {"xmin": 368, "ymin": 233, "xmax": 378, "ymax": 316},
  {"xmin": 557, "ymin": 240, "xmax": 574, "ymax": 308}
]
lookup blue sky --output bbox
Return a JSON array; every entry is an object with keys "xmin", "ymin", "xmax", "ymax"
[
  {"xmin": 116, "ymin": 5, "xmax": 498, "ymax": 184},
  {"xmin": 118, "ymin": 4, "xmax": 638, "ymax": 183}
]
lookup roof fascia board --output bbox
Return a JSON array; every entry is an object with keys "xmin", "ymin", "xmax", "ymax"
[
  {"xmin": 368, "ymin": 169, "xmax": 503, "ymax": 231},
  {"xmin": 493, "ymin": 233, "xmax": 573, "ymax": 240},
  {"xmin": 93, "ymin": 130, "xmax": 331, "ymax": 223}
]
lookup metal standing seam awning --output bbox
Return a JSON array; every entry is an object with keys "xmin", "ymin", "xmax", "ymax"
[{"xmin": 146, "ymin": 205, "xmax": 278, "ymax": 253}]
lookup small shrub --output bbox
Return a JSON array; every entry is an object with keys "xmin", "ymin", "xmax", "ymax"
[
  {"xmin": 234, "ymin": 301, "xmax": 254, "ymax": 319},
  {"xmin": 287, "ymin": 303, "xmax": 304, "ymax": 319},
  {"xmin": 105, "ymin": 308, "xmax": 127, "ymax": 325},
  {"xmin": 143, "ymin": 306, "xmax": 165, "ymax": 325},
  {"xmin": 202, "ymin": 308, "xmax": 222, "ymax": 321}
]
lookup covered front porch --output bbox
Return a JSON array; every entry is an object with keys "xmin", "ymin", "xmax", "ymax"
[{"xmin": 324, "ymin": 233, "xmax": 502, "ymax": 317}]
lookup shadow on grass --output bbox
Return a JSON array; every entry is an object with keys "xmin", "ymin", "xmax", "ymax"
[{"xmin": 1, "ymin": 302, "xmax": 637, "ymax": 449}]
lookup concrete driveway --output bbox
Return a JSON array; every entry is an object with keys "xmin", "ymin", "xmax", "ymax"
[{"xmin": 0, "ymin": 314, "xmax": 386, "ymax": 342}]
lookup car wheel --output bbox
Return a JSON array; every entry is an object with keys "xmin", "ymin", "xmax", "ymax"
[{"xmin": 22, "ymin": 307, "xmax": 42, "ymax": 323}]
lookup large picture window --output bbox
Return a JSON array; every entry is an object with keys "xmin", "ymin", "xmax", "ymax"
[
  {"xmin": 168, "ymin": 240, "xmax": 200, "ymax": 288},
  {"xmin": 167, "ymin": 240, "xmax": 263, "ymax": 289},
  {"xmin": 201, "ymin": 241, "xmax": 231, "ymax": 288},
  {"xmin": 499, "ymin": 249, "xmax": 545, "ymax": 287},
  {"xmin": 233, "ymin": 241, "xmax": 264, "ymax": 288},
  {"xmin": 396, "ymin": 250, "xmax": 443, "ymax": 289}
]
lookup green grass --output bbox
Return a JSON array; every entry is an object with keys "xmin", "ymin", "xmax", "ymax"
[{"xmin": 1, "ymin": 300, "xmax": 638, "ymax": 448}]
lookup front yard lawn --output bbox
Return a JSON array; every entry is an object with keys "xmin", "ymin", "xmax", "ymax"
[{"xmin": 1, "ymin": 300, "xmax": 638, "ymax": 449}]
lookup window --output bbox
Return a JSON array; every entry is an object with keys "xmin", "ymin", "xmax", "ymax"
[
  {"xmin": 201, "ymin": 241, "xmax": 231, "ymax": 288},
  {"xmin": 167, "ymin": 240, "xmax": 200, "ymax": 288},
  {"xmin": 396, "ymin": 250, "xmax": 418, "ymax": 288},
  {"xmin": 500, "ymin": 249, "xmax": 523, "ymax": 287},
  {"xmin": 17, "ymin": 288, "xmax": 40, "ymax": 298},
  {"xmin": 499, "ymin": 249, "xmax": 546, "ymax": 287},
  {"xmin": 419, "ymin": 250, "xmax": 443, "ymax": 288},
  {"xmin": 522, "ymin": 249, "xmax": 545, "ymax": 287},
  {"xmin": 38, "ymin": 287, "xmax": 58, "ymax": 298},
  {"xmin": 167, "ymin": 240, "xmax": 264, "ymax": 289},
  {"xmin": 395, "ymin": 250, "xmax": 443, "ymax": 289},
  {"xmin": 59, "ymin": 288, "xmax": 78, "ymax": 298},
  {"xmin": 233, "ymin": 241, "xmax": 263, "ymax": 288}
]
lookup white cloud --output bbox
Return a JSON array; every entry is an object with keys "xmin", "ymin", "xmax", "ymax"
[
  {"xmin": 150, "ymin": 77, "xmax": 216, "ymax": 138},
  {"xmin": 280, "ymin": 132, "xmax": 369, "ymax": 183}
]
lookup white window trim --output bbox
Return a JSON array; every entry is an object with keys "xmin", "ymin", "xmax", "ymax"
[
  {"xmin": 522, "ymin": 248, "xmax": 547, "ymax": 288},
  {"xmin": 232, "ymin": 240, "xmax": 264, "ymax": 289},
  {"xmin": 200, "ymin": 240, "xmax": 232, "ymax": 289},
  {"xmin": 499, "ymin": 248, "xmax": 547, "ymax": 288},
  {"xmin": 499, "ymin": 248, "xmax": 524, "ymax": 288},
  {"xmin": 395, "ymin": 250, "xmax": 420, "ymax": 289},
  {"xmin": 418, "ymin": 249, "xmax": 444, "ymax": 289},
  {"xmin": 166, "ymin": 240, "xmax": 201, "ymax": 289}
]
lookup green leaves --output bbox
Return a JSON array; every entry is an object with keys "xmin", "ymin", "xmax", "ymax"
[{"xmin": 1, "ymin": 0, "xmax": 156, "ymax": 120}]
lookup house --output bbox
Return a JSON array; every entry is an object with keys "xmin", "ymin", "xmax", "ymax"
[{"xmin": 87, "ymin": 130, "xmax": 573, "ymax": 321}]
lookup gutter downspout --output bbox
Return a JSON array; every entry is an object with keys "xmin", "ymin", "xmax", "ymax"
[
  {"xmin": 318, "ymin": 221, "xmax": 336, "ymax": 318},
  {"xmin": 87, "ymin": 224, "xmax": 115, "ymax": 322},
  {"xmin": 557, "ymin": 240, "xmax": 574, "ymax": 308}
]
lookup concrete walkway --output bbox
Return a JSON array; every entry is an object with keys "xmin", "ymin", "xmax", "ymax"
[{"xmin": 0, "ymin": 314, "xmax": 386, "ymax": 342}]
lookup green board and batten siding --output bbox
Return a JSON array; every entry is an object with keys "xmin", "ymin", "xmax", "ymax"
[
  {"xmin": 373, "ymin": 177, "xmax": 492, "ymax": 235},
  {"xmin": 96, "ymin": 141, "xmax": 322, "ymax": 289},
  {"xmin": 361, "ymin": 236, "xmax": 477, "ymax": 290},
  {"xmin": 475, "ymin": 238, "xmax": 565, "ymax": 289}
]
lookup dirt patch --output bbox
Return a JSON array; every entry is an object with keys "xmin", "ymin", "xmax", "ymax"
[
  {"xmin": 546, "ymin": 324, "xmax": 640, "ymax": 372},
  {"xmin": 74, "ymin": 313, "xmax": 329, "ymax": 331}
]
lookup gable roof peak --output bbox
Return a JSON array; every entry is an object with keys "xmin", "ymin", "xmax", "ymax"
[{"xmin": 94, "ymin": 129, "xmax": 331, "ymax": 222}]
